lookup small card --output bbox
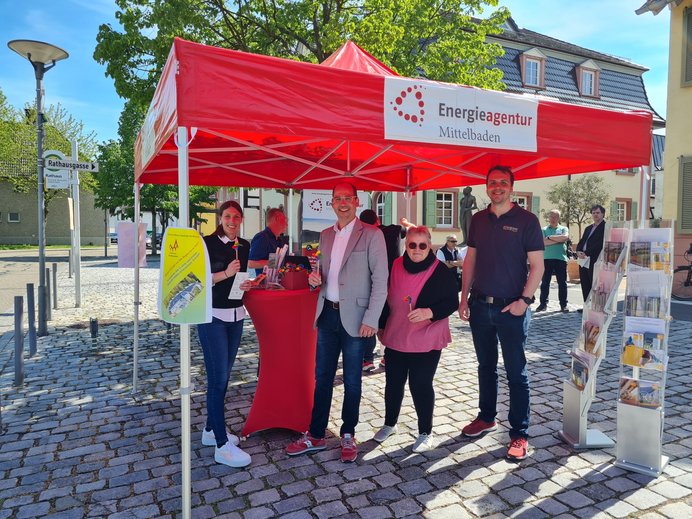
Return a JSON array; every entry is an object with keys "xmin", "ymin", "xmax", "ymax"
[
  {"xmin": 228, "ymin": 272, "xmax": 249, "ymax": 300},
  {"xmin": 577, "ymin": 256, "xmax": 590, "ymax": 269}
]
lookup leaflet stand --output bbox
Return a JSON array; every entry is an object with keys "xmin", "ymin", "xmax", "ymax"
[
  {"xmin": 614, "ymin": 220, "xmax": 673, "ymax": 477},
  {"xmin": 559, "ymin": 221, "xmax": 629, "ymax": 449}
]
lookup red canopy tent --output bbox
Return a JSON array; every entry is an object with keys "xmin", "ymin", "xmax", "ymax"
[
  {"xmin": 133, "ymin": 38, "xmax": 653, "ymax": 519},
  {"xmin": 135, "ymin": 38, "xmax": 652, "ymax": 192}
]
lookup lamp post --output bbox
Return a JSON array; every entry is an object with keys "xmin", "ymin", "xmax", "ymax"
[{"xmin": 8, "ymin": 40, "xmax": 69, "ymax": 336}]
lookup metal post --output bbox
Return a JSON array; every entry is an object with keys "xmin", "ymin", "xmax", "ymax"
[
  {"xmin": 36, "ymin": 69, "xmax": 47, "ymax": 336},
  {"xmin": 45, "ymin": 267, "xmax": 51, "ymax": 321},
  {"xmin": 27, "ymin": 283, "xmax": 36, "ymax": 357},
  {"xmin": 52, "ymin": 262, "xmax": 58, "ymax": 309},
  {"xmin": 14, "ymin": 296, "xmax": 24, "ymax": 387},
  {"xmin": 72, "ymin": 140, "xmax": 82, "ymax": 307}
]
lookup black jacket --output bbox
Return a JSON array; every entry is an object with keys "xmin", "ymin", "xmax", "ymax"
[
  {"xmin": 204, "ymin": 234, "xmax": 250, "ymax": 309},
  {"xmin": 576, "ymin": 220, "xmax": 606, "ymax": 268}
]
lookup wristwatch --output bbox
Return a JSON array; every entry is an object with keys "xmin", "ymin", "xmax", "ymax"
[{"xmin": 519, "ymin": 295, "xmax": 535, "ymax": 305}]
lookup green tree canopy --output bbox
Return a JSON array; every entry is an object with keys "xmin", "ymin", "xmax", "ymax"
[
  {"xmin": 94, "ymin": 0, "xmax": 509, "ymax": 108},
  {"xmin": 544, "ymin": 175, "xmax": 610, "ymax": 236}
]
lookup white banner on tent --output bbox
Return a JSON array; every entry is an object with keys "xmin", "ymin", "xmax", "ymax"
[{"xmin": 384, "ymin": 77, "xmax": 538, "ymax": 152}]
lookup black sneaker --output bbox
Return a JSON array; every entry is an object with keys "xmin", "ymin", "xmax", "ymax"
[
  {"xmin": 561, "ymin": 306, "xmax": 569, "ymax": 313},
  {"xmin": 535, "ymin": 304, "xmax": 547, "ymax": 312}
]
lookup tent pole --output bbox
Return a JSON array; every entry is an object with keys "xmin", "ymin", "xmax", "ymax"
[
  {"xmin": 177, "ymin": 126, "xmax": 192, "ymax": 519},
  {"xmin": 289, "ymin": 188, "xmax": 294, "ymax": 253},
  {"xmin": 639, "ymin": 164, "xmax": 650, "ymax": 225},
  {"xmin": 133, "ymin": 182, "xmax": 141, "ymax": 394},
  {"xmin": 405, "ymin": 167, "xmax": 412, "ymax": 221}
]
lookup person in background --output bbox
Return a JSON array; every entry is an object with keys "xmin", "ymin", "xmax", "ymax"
[
  {"xmin": 198, "ymin": 200, "xmax": 253, "ymax": 468},
  {"xmin": 576, "ymin": 205, "xmax": 607, "ymax": 310},
  {"xmin": 536, "ymin": 209, "xmax": 570, "ymax": 313},
  {"xmin": 248, "ymin": 207, "xmax": 288, "ymax": 276},
  {"xmin": 458, "ymin": 165, "xmax": 544, "ymax": 461},
  {"xmin": 436, "ymin": 234, "xmax": 464, "ymax": 291},
  {"xmin": 374, "ymin": 226, "xmax": 458, "ymax": 452},
  {"xmin": 285, "ymin": 182, "xmax": 388, "ymax": 463},
  {"xmin": 358, "ymin": 209, "xmax": 414, "ymax": 371}
]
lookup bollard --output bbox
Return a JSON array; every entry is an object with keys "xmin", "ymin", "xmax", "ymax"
[
  {"xmin": 52, "ymin": 263, "xmax": 58, "ymax": 310},
  {"xmin": 14, "ymin": 296, "xmax": 24, "ymax": 387},
  {"xmin": 90, "ymin": 318, "xmax": 99, "ymax": 339},
  {"xmin": 27, "ymin": 283, "xmax": 36, "ymax": 357},
  {"xmin": 166, "ymin": 321, "xmax": 173, "ymax": 343},
  {"xmin": 37, "ymin": 285, "xmax": 47, "ymax": 337},
  {"xmin": 68, "ymin": 251, "xmax": 73, "ymax": 278},
  {"xmin": 45, "ymin": 267, "xmax": 52, "ymax": 321}
]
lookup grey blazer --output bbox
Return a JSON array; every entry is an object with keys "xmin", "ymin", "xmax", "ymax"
[{"xmin": 314, "ymin": 219, "xmax": 388, "ymax": 337}]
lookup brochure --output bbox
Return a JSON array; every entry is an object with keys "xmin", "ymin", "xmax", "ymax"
[
  {"xmin": 570, "ymin": 359, "xmax": 589, "ymax": 390},
  {"xmin": 619, "ymin": 377, "xmax": 639, "ymax": 405},
  {"xmin": 638, "ymin": 380, "xmax": 662, "ymax": 408}
]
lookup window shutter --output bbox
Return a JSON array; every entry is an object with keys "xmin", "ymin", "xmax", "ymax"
[
  {"xmin": 610, "ymin": 202, "xmax": 618, "ymax": 221},
  {"xmin": 383, "ymin": 193, "xmax": 392, "ymax": 225},
  {"xmin": 680, "ymin": 157, "xmax": 692, "ymax": 232},
  {"xmin": 530, "ymin": 196, "xmax": 540, "ymax": 218},
  {"xmin": 424, "ymin": 191, "xmax": 437, "ymax": 226},
  {"xmin": 631, "ymin": 202, "xmax": 638, "ymax": 221},
  {"xmin": 686, "ymin": 8, "xmax": 692, "ymax": 84}
]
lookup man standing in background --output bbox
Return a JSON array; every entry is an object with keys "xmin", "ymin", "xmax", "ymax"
[
  {"xmin": 248, "ymin": 208, "xmax": 288, "ymax": 276},
  {"xmin": 536, "ymin": 209, "xmax": 570, "ymax": 313}
]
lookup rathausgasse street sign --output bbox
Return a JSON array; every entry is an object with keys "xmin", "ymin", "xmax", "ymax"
[{"xmin": 45, "ymin": 157, "xmax": 99, "ymax": 172}]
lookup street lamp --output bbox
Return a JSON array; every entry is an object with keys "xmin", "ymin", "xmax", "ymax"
[{"xmin": 8, "ymin": 39, "xmax": 69, "ymax": 336}]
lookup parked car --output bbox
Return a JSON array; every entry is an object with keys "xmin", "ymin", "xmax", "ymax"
[{"xmin": 109, "ymin": 233, "xmax": 118, "ymax": 244}]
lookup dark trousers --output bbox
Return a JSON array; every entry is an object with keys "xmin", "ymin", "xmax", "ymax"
[
  {"xmin": 383, "ymin": 348, "xmax": 442, "ymax": 435},
  {"xmin": 197, "ymin": 317, "xmax": 244, "ymax": 447},
  {"xmin": 579, "ymin": 265, "xmax": 594, "ymax": 302},
  {"xmin": 468, "ymin": 299, "xmax": 531, "ymax": 439},
  {"xmin": 363, "ymin": 335, "xmax": 377, "ymax": 363},
  {"xmin": 539, "ymin": 259, "xmax": 568, "ymax": 307},
  {"xmin": 309, "ymin": 305, "xmax": 366, "ymax": 438}
]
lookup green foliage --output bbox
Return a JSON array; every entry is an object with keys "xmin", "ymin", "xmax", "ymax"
[
  {"xmin": 92, "ymin": 100, "xmax": 218, "ymax": 244},
  {"xmin": 544, "ymin": 175, "xmax": 610, "ymax": 236},
  {"xmin": 94, "ymin": 0, "xmax": 509, "ymax": 108}
]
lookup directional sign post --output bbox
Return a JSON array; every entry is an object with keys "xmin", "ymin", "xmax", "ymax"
[{"xmin": 45, "ymin": 157, "xmax": 99, "ymax": 173}]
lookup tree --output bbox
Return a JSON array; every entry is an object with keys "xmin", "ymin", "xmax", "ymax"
[
  {"xmin": 94, "ymin": 0, "xmax": 510, "ymax": 108},
  {"xmin": 0, "ymin": 88, "xmax": 97, "ymax": 218},
  {"xmin": 92, "ymin": 100, "xmax": 218, "ymax": 253},
  {"xmin": 544, "ymin": 175, "xmax": 610, "ymax": 236}
]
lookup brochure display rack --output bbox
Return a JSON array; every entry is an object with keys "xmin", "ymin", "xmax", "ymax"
[
  {"xmin": 560, "ymin": 222, "xmax": 629, "ymax": 449},
  {"xmin": 614, "ymin": 222, "xmax": 673, "ymax": 477}
]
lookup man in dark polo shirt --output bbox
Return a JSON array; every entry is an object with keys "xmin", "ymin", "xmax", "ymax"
[
  {"xmin": 458, "ymin": 165, "xmax": 544, "ymax": 461},
  {"xmin": 248, "ymin": 208, "xmax": 288, "ymax": 276}
]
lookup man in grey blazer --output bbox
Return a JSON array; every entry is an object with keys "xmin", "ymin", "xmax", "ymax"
[{"xmin": 286, "ymin": 181, "xmax": 388, "ymax": 463}]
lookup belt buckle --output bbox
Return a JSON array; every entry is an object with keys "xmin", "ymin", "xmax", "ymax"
[{"xmin": 485, "ymin": 296, "xmax": 495, "ymax": 304}]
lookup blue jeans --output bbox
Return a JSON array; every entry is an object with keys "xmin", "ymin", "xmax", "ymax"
[
  {"xmin": 468, "ymin": 299, "xmax": 531, "ymax": 439},
  {"xmin": 540, "ymin": 259, "xmax": 568, "ymax": 307},
  {"xmin": 309, "ymin": 305, "xmax": 366, "ymax": 438},
  {"xmin": 197, "ymin": 317, "xmax": 244, "ymax": 447}
]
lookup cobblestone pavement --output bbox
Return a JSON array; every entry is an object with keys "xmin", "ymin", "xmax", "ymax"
[{"xmin": 0, "ymin": 258, "xmax": 690, "ymax": 518}]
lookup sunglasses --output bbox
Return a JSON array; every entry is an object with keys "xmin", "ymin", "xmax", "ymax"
[
  {"xmin": 448, "ymin": 240, "xmax": 457, "ymax": 243},
  {"xmin": 407, "ymin": 242, "xmax": 428, "ymax": 250}
]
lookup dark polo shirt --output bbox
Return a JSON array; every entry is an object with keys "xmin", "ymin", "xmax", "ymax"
[{"xmin": 467, "ymin": 204, "xmax": 543, "ymax": 298}]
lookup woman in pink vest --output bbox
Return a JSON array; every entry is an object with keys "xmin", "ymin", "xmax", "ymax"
[{"xmin": 374, "ymin": 226, "xmax": 459, "ymax": 452}]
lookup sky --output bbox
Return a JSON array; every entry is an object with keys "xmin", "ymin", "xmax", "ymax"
[{"xmin": 0, "ymin": 0, "xmax": 671, "ymax": 149}]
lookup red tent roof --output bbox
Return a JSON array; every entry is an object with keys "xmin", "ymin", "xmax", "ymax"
[
  {"xmin": 321, "ymin": 40, "xmax": 399, "ymax": 76},
  {"xmin": 135, "ymin": 38, "xmax": 652, "ymax": 191}
]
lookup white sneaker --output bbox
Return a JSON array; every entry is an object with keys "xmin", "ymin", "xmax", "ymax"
[
  {"xmin": 202, "ymin": 427, "xmax": 240, "ymax": 447},
  {"xmin": 373, "ymin": 425, "xmax": 398, "ymax": 443},
  {"xmin": 412, "ymin": 433, "xmax": 436, "ymax": 453},
  {"xmin": 214, "ymin": 441, "xmax": 251, "ymax": 467}
]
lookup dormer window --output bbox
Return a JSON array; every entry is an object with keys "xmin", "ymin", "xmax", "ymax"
[
  {"xmin": 520, "ymin": 48, "xmax": 546, "ymax": 89},
  {"xmin": 576, "ymin": 59, "xmax": 601, "ymax": 98}
]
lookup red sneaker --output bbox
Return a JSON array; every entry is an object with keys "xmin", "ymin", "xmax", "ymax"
[
  {"xmin": 507, "ymin": 437, "xmax": 529, "ymax": 460},
  {"xmin": 362, "ymin": 361, "xmax": 375, "ymax": 372},
  {"xmin": 285, "ymin": 432, "xmax": 326, "ymax": 456},
  {"xmin": 462, "ymin": 418, "xmax": 497, "ymax": 437},
  {"xmin": 379, "ymin": 357, "xmax": 386, "ymax": 369},
  {"xmin": 340, "ymin": 433, "xmax": 358, "ymax": 463}
]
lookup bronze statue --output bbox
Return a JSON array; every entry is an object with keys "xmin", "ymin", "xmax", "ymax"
[{"xmin": 459, "ymin": 186, "xmax": 477, "ymax": 245}]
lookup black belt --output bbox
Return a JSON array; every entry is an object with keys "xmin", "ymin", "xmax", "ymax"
[
  {"xmin": 325, "ymin": 299, "xmax": 340, "ymax": 310},
  {"xmin": 471, "ymin": 291, "xmax": 518, "ymax": 307}
]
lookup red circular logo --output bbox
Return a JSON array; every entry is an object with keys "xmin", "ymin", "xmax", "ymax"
[{"xmin": 390, "ymin": 84, "xmax": 425, "ymax": 126}]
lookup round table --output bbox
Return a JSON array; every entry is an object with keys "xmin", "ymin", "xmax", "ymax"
[{"xmin": 241, "ymin": 288, "xmax": 318, "ymax": 436}]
